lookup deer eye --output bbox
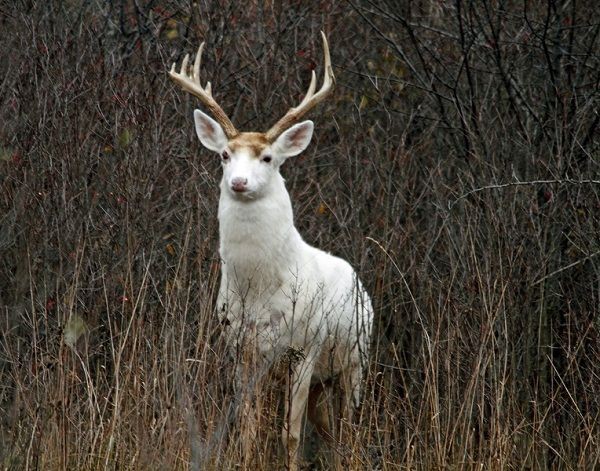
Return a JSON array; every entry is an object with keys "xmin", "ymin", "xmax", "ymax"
[
  {"xmin": 221, "ymin": 151, "xmax": 230, "ymax": 161},
  {"xmin": 262, "ymin": 155, "xmax": 272, "ymax": 163}
]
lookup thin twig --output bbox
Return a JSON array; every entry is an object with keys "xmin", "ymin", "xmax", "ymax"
[
  {"xmin": 365, "ymin": 236, "xmax": 433, "ymax": 357},
  {"xmin": 533, "ymin": 250, "xmax": 600, "ymax": 286},
  {"xmin": 448, "ymin": 179, "xmax": 600, "ymax": 211}
]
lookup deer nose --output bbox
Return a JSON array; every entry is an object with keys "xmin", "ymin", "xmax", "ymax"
[{"xmin": 231, "ymin": 177, "xmax": 248, "ymax": 192}]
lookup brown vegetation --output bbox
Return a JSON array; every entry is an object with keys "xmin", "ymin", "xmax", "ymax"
[{"xmin": 1, "ymin": 1, "xmax": 599, "ymax": 469}]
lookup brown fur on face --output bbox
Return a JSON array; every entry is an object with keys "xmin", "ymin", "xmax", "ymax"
[{"xmin": 228, "ymin": 132, "xmax": 270, "ymax": 158}]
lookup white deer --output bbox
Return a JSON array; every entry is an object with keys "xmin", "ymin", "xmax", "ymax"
[{"xmin": 169, "ymin": 33, "xmax": 373, "ymax": 470}]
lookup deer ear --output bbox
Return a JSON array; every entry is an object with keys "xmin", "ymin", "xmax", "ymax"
[
  {"xmin": 272, "ymin": 121, "xmax": 314, "ymax": 158},
  {"xmin": 194, "ymin": 110, "xmax": 228, "ymax": 152}
]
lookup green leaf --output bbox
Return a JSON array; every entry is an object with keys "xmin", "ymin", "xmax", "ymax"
[{"xmin": 119, "ymin": 129, "xmax": 132, "ymax": 148}]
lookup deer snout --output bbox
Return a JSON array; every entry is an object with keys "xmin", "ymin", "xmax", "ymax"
[{"xmin": 231, "ymin": 177, "xmax": 248, "ymax": 193}]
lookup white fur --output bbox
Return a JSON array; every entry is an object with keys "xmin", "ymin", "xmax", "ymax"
[
  {"xmin": 194, "ymin": 110, "xmax": 373, "ymax": 469},
  {"xmin": 194, "ymin": 110, "xmax": 228, "ymax": 152},
  {"xmin": 272, "ymin": 121, "xmax": 314, "ymax": 157}
]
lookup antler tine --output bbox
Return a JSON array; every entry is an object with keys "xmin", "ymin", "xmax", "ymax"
[
  {"xmin": 296, "ymin": 70, "xmax": 317, "ymax": 109},
  {"xmin": 193, "ymin": 43, "xmax": 203, "ymax": 83},
  {"xmin": 169, "ymin": 42, "xmax": 238, "ymax": 138},
  {"xmin": 181, "ymin": 53, "xmax": 190, "ymax": 77},
  {"xmin": 265, "ymin": 31, "xmax": 335, "ymax": 142}
]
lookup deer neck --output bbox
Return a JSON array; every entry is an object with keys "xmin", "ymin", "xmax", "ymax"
[{"xmin": 218, "ymin": 174, "xmax": 302, "ymax": 288}]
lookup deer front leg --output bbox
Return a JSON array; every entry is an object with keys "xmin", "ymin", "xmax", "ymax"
[{"xmin": 282, "ymin": 351, "xmax": 316, "ymax": 471}]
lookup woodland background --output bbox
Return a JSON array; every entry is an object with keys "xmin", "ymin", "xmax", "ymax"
[{"xmin": 1, "ymin": 1, "xmax": 599, "ymax": 469}]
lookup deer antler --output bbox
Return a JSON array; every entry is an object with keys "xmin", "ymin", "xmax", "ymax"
[
  {"xmin": 265, "ymin": 31, "xmax": 335, "ymax": 142},
  {"xmin": 169, "ymin": 43, "xmax": 239, "ymax": 138}
]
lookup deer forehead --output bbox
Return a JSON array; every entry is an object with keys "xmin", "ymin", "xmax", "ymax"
[{"xmin": 228, "ymin": 132, "xmax": 270, "ymax": 158}]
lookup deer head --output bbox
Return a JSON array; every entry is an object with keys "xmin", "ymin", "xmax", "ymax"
[{"xmin": 169, "ymin": 33, "xmax": 334, "ymax": 200}]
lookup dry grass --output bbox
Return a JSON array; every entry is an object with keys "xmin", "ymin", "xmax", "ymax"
[{"xmin": 1, "ymin": 1, "xmax": 599, "ymax": 470}]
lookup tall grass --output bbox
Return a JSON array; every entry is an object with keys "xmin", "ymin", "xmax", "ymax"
[{"xmin": 1, "ymin": 1, "xmax": 599, "ymax": 469}]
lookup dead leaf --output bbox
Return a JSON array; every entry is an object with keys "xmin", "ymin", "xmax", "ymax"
[
  {"xmin": 64, "ymin": 314, "xmax": 87, "ymax": 349},
  {"xmin": 359, "ymin": 95, "xmax": 369, "ymax": 111}
]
